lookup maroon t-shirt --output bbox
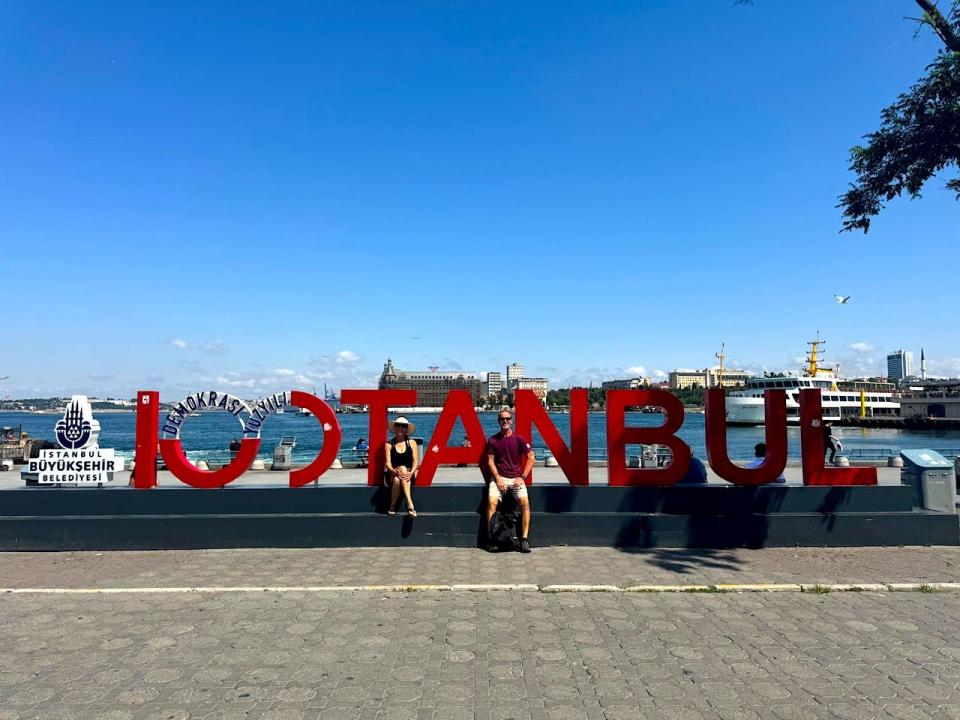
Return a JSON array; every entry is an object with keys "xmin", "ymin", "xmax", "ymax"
[{"xmin": 485, "ymin": 431, "xmax": 532, "ymax": 478}]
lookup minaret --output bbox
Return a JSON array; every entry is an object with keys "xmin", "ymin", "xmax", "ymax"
[{"xmin": 921, "ymin": 348, "xmax": 927, "ymax": 380}]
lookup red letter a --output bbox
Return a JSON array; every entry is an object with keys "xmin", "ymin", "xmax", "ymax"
[{"xmin": 417, "ymin": 390, "xmax": 487, "ymax": 486}]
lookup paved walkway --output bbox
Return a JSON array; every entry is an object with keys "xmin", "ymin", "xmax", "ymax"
[
  {"xmin": 3, "ymin": 482, "xmax": 960, "ymax": 720},
  {"xmin": 3, "ymin": 546, "xmax": 960, "ymax": 591},
  {"xmin": 3, "ymin": 552, "xmax": 960, "ymax": 719}
]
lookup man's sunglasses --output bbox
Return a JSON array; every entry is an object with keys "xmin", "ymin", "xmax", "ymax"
[{"xmin": 498, "ymin": 417, "xmax": 512, "ymax": 423}]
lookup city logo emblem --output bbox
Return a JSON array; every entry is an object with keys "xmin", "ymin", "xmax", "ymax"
[
  {"xmin": 55, "ymin": 397, "xmax": 96, "ymax": 449},
  {"xmin": 28, "ymin": 395, "xmax": 117, "ymax": 485}
]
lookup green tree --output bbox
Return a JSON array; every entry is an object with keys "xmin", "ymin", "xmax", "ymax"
[
  {"xmin": 668, "ymin": 386, "xmax": 704, "ymax": 408},
  {"xmin": 839, "ymin": 1, "xmax": 960, "ymax": 232}
]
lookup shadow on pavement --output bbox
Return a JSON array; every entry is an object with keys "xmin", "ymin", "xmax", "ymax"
[{"xmin": 616, "ymin": 547, "xmax": 746, "ymax": 574}]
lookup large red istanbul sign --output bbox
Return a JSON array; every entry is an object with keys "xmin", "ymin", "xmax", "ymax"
[{"xmin": 132, "ymin": 387, "xmax": 876, "ymax": 488}]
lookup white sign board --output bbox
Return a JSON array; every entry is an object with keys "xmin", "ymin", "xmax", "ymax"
[{"xmin": 28, "ymin": 448, "xmax": 121, "ymax": 485}]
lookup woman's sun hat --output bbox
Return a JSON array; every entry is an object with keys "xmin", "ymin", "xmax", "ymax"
[{"xmin": 389, "ymin": 416, "xmax": 416, "ymax": 435}]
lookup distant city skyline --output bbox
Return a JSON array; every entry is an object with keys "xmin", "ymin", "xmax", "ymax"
[
  {"xmin": 2, "ymin": 343, "xmax": 955, "ymax": 401},
  {"xmin": 2, "ymin": 2, "xmax": 957, "ymax": 400}
]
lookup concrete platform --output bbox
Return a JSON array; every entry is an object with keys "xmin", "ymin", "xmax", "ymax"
[
  {"xmin": 0, "ymin": 479, "xmax": 955, "ymax": 550},
  {"xmin": 0, "ymin": 463, "xmax": 913, "ymax": 489}
]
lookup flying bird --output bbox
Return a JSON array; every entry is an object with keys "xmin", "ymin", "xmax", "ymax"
[{"xmin": 834, "ymin": 295, "xmax": 851, "ymax": 304}]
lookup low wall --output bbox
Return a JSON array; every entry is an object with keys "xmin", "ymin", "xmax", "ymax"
[{"xmin": 0, "ymin": 484, "xmax": 955, "ymax": 551}]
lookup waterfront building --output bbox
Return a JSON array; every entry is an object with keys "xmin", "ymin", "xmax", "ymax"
[
  {"xmin": 669, "ymin": 367, "xmax": 748, "ymax": 390},
  {"xmin": 900, "ymin": 380, "xmax": 960, "ymax": 418},
  {"xmin": 506, "ymin": 363, "xmax": 524, "ymax": 387},
  {"xmin": 887, "ymin": 350, "xmax": 914, "ymax": 381},
  {"xmin": 378, "ymin": 358, "xmax": 483, "ymax": 407},
  {"xmin": 601, "ymin": 378, "xmax": 650, "ymax": 390},
  {"xmin": 508, "ymin": 377, "xmax": 549, "ymax": 404},
  {"xmin": 485, "ymin": 372, "xmax": 503, "ymax": 397}
]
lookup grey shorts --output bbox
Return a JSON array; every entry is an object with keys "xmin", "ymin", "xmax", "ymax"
[{"xmin": 488, "ymin": 477, "xmax": 528, "ymax": 503}]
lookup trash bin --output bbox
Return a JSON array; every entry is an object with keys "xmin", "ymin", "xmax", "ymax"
[
  {"xmin": 900, "ymin": 449, "xmax": 956, "ymax": 513},
  {"xmin": 640, "ymin": 445, "xmax": 659, "ymax": 469},
  {"xmin": 272, "ymin": 436, "xmax": 297, "ymax": 471}
]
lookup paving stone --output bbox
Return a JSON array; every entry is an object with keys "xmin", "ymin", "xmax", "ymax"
[{"xmin": 3, "ymin": 550, "xmax": 960, "ymax": 720}]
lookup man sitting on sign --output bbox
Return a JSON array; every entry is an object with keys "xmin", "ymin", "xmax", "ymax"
[{"xmin": 485, "ymin": 408, "xmax": 535, "ymax": 553}]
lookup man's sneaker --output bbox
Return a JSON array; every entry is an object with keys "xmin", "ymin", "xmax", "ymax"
[{"xmin": 519, "ymin": 538, "xmax": 531, "ymax": 553}]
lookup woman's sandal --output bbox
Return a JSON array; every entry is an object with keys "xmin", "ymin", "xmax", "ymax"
[
  {"xmin": 387, "ymin": 508, "xmax": 397, "ymax": 516},
  {"xmin": 407, "ymin": 507, "xmax": 417, "ymax": 518}
]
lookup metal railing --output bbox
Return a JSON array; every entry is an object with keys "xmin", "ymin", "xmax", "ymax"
[{"xmin": 158, "ymin": 445, "xmax": 960, "ymax": 467}]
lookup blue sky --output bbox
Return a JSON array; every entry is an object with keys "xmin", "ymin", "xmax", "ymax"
[{"xmin": 2, "ymin": 1, "xmax": 957, "ymax": 399}]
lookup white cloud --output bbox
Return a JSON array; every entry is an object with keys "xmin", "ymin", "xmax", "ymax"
[
  {"xmin": 213, "ymin": 376, "xmax": 258, "ymax": 388},
  {"xmin": 653, "ymin": 370, "xmax": 667, "ymax": 379},
  {"xmin": 336, "ymin": 350, "xmax": 361, "ymax": 364},
  {"xmin": 927, "ymin": 357, "xmax": 960, "ymax": 378},
  {"xmin": 627, "ymin": 366, "xmax": 646, "ymax": 376},
  {"xmin": 273, "ymin": 368, "xmax": 296, "ymax": 377},
  {"xmin": 553, "ymin": 366, "xmax": 622, "ymax": 388},
  {"xmin": 848, "ymin": 342, "xmax": 875, "ymax": 354},
  {"xmin": 198, "ymin": 341, "xmax": 229, "ymax": 355},
  {"xmin": 834, "ymin": 353, "xmax": 883, "ymax": 379},
  {"xmin": 532, "ymin": 365, "xmax": 558, "ymax": 374},
  {"xmin": 170, "ymin": 338, "xmax": 229, "ymax": 355}
]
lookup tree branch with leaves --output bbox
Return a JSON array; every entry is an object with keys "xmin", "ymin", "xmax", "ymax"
[{"xmin": 838, "ymin": 1, "xmax": 959, "ymax": 232}]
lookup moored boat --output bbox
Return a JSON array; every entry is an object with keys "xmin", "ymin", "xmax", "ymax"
[{"xmin": 725, "ymin": 336, "xmax": 900, "ymax": 426}]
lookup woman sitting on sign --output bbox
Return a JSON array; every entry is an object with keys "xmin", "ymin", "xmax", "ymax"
[{"xmin": 384, "ymin": 416, "xmax": 419, "ymax": 517}]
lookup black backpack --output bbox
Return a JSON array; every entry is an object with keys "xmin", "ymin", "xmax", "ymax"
[{"xmin": 488, "ymin": 500, "xmax": 521, "ymax": 552}]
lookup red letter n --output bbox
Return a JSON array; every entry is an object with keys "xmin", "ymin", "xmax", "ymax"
[{"xmin": 514, "ymin": 389, "xmax": 589, "ymax": 486}]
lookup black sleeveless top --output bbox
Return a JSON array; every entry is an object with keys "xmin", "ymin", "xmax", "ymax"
[{"xmin": 389, "ymin": 438, "xmax": 414, "ymax": 468}]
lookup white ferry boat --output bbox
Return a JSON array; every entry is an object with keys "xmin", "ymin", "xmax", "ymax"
[{"xmin": 725, "ymin": 337, "xmax": 900, "ymax": 426}]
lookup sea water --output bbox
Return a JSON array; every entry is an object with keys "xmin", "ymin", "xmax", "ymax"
[{"xmin": 3, "ymin": 411, "xmax": 959, "ymax": 465}]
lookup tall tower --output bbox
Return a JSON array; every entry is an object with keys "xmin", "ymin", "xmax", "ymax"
[
  {"xmin": 921, "ymin": 348, "xmax": 927, "ymax": 380},
  {"xmin": 886, "ymin": 350, "xmax": 913, "ymax": 381},
  {"xmin": 506, "ymin": 363, "xmax": 524, "ymax": 388}
]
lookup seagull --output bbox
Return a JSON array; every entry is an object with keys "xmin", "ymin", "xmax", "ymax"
[{"xmin": 834, "ymin": 295, "xmax": 851, "ymax": 304}]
